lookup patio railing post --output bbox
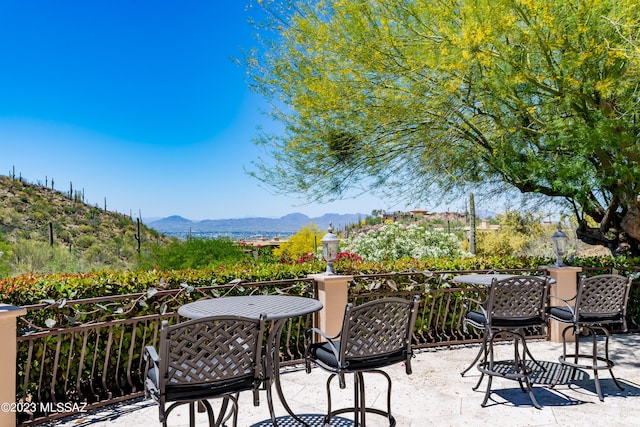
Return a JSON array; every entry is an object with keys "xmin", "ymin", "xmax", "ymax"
[
  {"xmin": 309, "ymin": 273, "xmax": 353, "ymax": 340},
  {"xmin": 546, "ymin": 266, "xmax": 582, "ymax": 343},
  {"xmin": 1, "ymin": 304, "xmax": 26, "ymax": 427}
]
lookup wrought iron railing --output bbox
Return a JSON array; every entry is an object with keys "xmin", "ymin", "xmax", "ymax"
[
  {"xmin": 348, "ymin": 268, "xmax": 553, "ymax": 348},
  {"xmin": 16, "ymin": 278, "xmax": 316, "ymax": 426},
  {"xmin": 14, "ymin": 268, "xmax": 640, "ymax": 425}
]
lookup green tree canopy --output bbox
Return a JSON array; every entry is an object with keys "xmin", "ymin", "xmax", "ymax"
[{"xmin": 246, "ymin": 0, "xmax": 640, "ymax": 255}]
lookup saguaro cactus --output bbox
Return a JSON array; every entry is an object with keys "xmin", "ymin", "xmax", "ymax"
[
  {"xmin": 469, "ymin": 193, "xmax": 476, "ymax": 255},
  {"xmin": 134, "ymin": 218, "xmax": 141, "ymax": 254}
]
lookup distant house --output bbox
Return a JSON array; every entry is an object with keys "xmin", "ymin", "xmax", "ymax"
[
  {"xmin": 479, "ymin": 219, "xmax": 500, "ymax": 230},
  {"xmin": 409, "ymin": 209, "xmax": 428, "ymax": 219}
]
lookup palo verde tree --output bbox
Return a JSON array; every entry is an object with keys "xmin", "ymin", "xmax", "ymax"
[{"xmin": 245, "ymin": 0, "xmax": 640, "ymax": 255}]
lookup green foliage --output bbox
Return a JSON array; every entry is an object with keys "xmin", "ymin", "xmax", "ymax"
[
  {"xmin": 0, "ymin": 174, "xmax": 171, "ymax": 277},
  {"xmin": 273, "ymin": 223, "xmax": 323, "ymax": 261},
  {"xmin": 10, "ymin": 240, "xmax": 79, "ymax": 275},
  {"xmin": 247, "ymin": 0, "xmax": 640, "ymax": 255},
  {"xmin": 341, "ymin": 223, "xmax": 468, "ymax": 261},
  {"xmin": 136, "ymin": 237, "xmax": 250, "ymax": 271},
  {"xmin": 17, "ymin": 253, "xmax": 640, "ymax": 307},
  {"xmin": 0, "ymin": 262, "xmax": 326, "ymax": 308},
  {"xmin": 75, "ymin": 234, "xmax": 97, "ymax": 249},
  {"xmin": 0, "ymin": 238, "xmax": 11, "ymax": 277},
  {"xmin": 472, "ymin": 211, "xmax": 547, "ymax": 257}
]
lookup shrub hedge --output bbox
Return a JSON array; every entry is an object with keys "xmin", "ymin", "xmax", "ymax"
[{"xmin": 2, "ymin": 255, "xmax": 638, "ymax": 307}]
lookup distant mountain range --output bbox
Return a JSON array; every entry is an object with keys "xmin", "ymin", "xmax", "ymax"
[{"xmin": 146, "ymin": 213, "xmax": 365, "ymax": 236}]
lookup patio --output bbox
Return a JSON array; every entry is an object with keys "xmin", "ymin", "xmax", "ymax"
[{"xmin": 44, "ymin": 334, "xmax": 640, "ymax": 427}]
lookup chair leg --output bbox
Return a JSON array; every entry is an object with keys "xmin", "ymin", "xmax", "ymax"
[
  {"xmin": 163, "ymin": 402, "xmax": 185, "ymax": 427},
  {"xmin": 590, "ymin": 326, "xmax": 623, "ymax": 401},
  {"xmin": 480, "ymin": 334, "xmax": 495, "ymax": 407},
  {"xmin": 265, "ymin": 376, "xmax": 279, "ymax": 426},
  {"xmin": 325, "ymin": 374, "xmax": 336, "ymax": 425},
  {"xmin": 523, "ymin": 376, "xmax": 541, "ymax": 409},
  {"xmin": 557, "ymin": 325, "xmax": 577, "ymax": 381},
  {"xmin": 195, "ymin": 401, "xmax": 215, "ymax": 427},
  {"xmin": 513, "ymin": 336, "xmax": 528, "ymax": 394},
  {"xmin": 462, "ymin": 330, "xmax": 487, "ymax": 377},
  {"xmin": 600, "ymin": 327, "xmax": 624, "ymax": 392},
  {"xmin": 558, "ymin": 325, "xmax": 623, "ymax": 402},
  {"xmin": 477, "ymin": 331, "xmax": 541, "ymax": 409},
  {"xmin": 213, "ymin": 396, "xmax": 238, "ymax": 427},
  {"xmin": 588, "ymin": 328, "xmax": 605, "ymax": 402},
  {"xmin": 354, "ymin": 373, "xmax": 363, "ymax": 427},
  {"xmin": 160, "ymin": 398, "xmax": 237, "ymax": 427},
  {"xmin": 480, "ymin": 374, "xmax": 494, "ymax": 408},
  {"xmin": 572, "ymin": 329, "xmax": 580, "ymax": 381},
  {"xmin": 189, "ymin": 402, "xmax": 195, "ymax": 427},
  {"xmin": 522, "ymin": 337, "xmax": 546, "ymax": 372},
  {"xmin": 158, "ymin": 397, "xmax": 168, "ymax": 427},
  {"xmin": 516, "ymin": 333, "xmax": 541, "ymax": 409},
  {"xmin": 473, "ymin": 334, "xmax": 490, "ymax": 391},
  {"xmin": 364, "ymin": 370, "xmax": 395, "ymax": 426},
  {"xmin": 326, "ymin": 371, "xmax": 397, "ymax": 426}
]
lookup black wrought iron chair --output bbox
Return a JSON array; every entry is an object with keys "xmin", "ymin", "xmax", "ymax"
[
  {"xmin": 144, "ymin": 314, "xmax": 266, "ymax": 427},
  {"xmin": 304, "ymin": 296, "xmax": 419, "ymax": 426},
  {"xmin": 548, "ymin": 273, "xmax": 632, "ymax": 401},
  {"xmin": 463, "ymin": 275, "xmax": 549, "ymax": 409}
]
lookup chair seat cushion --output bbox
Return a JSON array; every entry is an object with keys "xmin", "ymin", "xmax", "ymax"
[
  {"xmin": 147, "ymin": 363, "xmax": 256, "ymax": 401},
  {"xmin": 308, "ymin": 341, "xmax": 408, "ymax": 372},
  {"xmin": 465, "ymin": 311, "xmax": 543, "ymax": 329},
  {"xmin": 491, "ymin": 316, "xmax": 545, "ymax": 328},
  {"xmin": 465, "ymin": 311, "xmax": 488, "ymax": 328},
  {"xmin": 549, "ymin": 306, "xmax": 574, "ymax": 322},
  {"xmin": 549, "ymin": 306, "xmax": 624, "ymax": 324}
]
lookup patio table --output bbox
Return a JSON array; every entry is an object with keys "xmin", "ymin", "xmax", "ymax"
[
  {"xmin": 178, "ymin": 295, "xmax": 323, "ymax": 426},
  {"xmin": 454, "ymin": 273, "xmax": 556, "ymax": 287},
  {"xmin": 453, "ymin": 273, "xmax": 521, "ymax": 286}
]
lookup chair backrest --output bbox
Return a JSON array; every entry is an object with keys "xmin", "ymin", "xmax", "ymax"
[
  {"xmin": 158, "ymin": 315, "xmax": 265, "ymax": 391},
  {"xmin": 339, "ymin": 296, "xmax": 419, "ymax": 364},
  {"xmin": 575, "ymin": 274, "xmax": 632, "ymax": 326},
  {"xmin": 487, "ymin": 276, "xmax": 549, "ymax": 324}
]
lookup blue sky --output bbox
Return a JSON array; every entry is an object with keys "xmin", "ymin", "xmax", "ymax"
[{"xmin": 0, "ymin": 1, "xmax": 430, "ymax": 221}]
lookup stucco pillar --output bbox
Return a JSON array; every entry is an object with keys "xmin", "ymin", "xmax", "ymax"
[
  {"xmin": 0, "ymin": 304, "xmax": 26, "ymax": 427},
  {"xmin": 546, "ymin": 266, "xmax": 582, "ymax": 343},
  {"xmin": 309, "ymin": 273, "xmax": 352, "ymax": 340}
]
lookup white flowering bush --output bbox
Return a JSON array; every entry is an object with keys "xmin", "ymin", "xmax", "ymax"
[{"xmin": 341, "ymin": 223, "xmax": 468, "ymax": 261}]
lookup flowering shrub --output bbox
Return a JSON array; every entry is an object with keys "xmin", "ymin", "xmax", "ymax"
[
  {"xmin": 340, "ymin": 223, "xmax": 469, "ymax": 261},
  {"xmin": 273, "ymin": 224, "xmax": 324, "ymax": 261},
  {"xmin": 278, "ymin": 252, "xmax": 317, "ymax": 264},
  {"xmin": 336, "ymin": 251, "xmax": 362, "ymax": 262}
]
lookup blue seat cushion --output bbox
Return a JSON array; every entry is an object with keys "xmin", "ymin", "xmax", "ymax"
[
  {"xmin": 146, "ymin": 364, "xmax": 256, "ymax": 401},
  {"xmin": 465, "ymin": 311, "xmax": 543, "ymax": 329},
  {"xmin": 549, "ymin": 306, "xmax": 624, "ymax": 324},
  {"xmin": 549, "ymin": 306, "xmax": 574, "ymax": 322},
  {"xmin": 308, "ymin": 341, "xmax": 408, "ymax": 371},
  {"xmin": 465, "ymin": 311, "xmax": 488, "ymax": 328}
]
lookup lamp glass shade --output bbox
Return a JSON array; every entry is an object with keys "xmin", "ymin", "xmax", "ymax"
[
  {"xmin": 551, "ymin": 223, "xmax": 568, "ymax": 267},
  {"xmin": 321, "ymin": 231, "xmax": 339, "ymax": 262},
  {"xmin": 321, "ymin": 224, "xmax": 340, "ymax": 274}
]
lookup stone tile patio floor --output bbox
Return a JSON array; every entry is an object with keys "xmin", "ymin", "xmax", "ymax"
[{"xmin": 45, "ymin": 334, "xmax": 640, "ymax": 427}]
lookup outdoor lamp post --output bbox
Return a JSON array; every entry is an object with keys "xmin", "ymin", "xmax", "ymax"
[
  {"xmin": 321, "ymin": 223, "xmax": 339, "ymax": 274},
  {"xmin": 551, "ymin": 222, "xmax": 568, "ymax": 267}
]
